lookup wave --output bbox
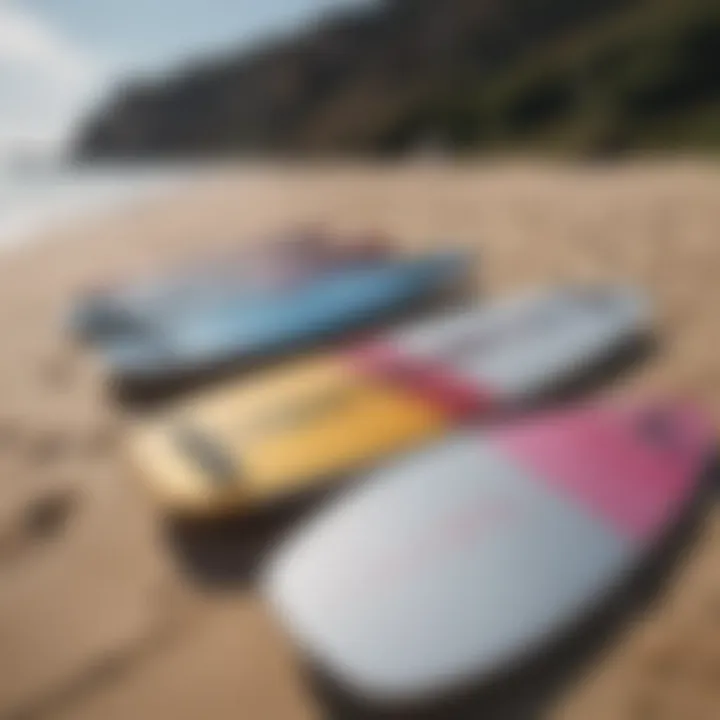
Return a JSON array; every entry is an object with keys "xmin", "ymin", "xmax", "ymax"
[{"xmin": 0, "ymin": 163, "xmax": 192, "ymax": 251}]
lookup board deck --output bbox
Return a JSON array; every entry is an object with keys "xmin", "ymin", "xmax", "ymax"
[
  {"xmin": 263, "ymin": 401, "xmax": 715, "ymax": 704},
  {"xmin": 130, "ymin": 285, "xmax": 651, "ymax": 516},
  {"xmin": 71, "ymin": 232, "xmax": 392, "ymax": 344},
  {"xmin": 104, "ymin": 250, "xmax": 468, "ymax": 383}
]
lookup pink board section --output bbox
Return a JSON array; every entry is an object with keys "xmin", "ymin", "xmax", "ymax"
[
  {"xmin": 495, "ymin": 402, "xmax": 715, "ymax": 542},
  {"xmin": 247, "ymin": 233, "xmax": 392, "ymax": 288},
  {"xmin": 346, "ymin": 342, "xmax": 497, "ymax": 420}
]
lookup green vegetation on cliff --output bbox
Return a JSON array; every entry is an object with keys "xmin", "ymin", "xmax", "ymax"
[{"xmin": 77, "ymin": 0, "xmax": 720, "ymax": 158}]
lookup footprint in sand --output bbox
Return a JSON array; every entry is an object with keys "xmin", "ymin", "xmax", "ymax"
[
  {"xmin": 0, "ymin": 488, "xmax": 79, "ymax": 564},
  {"xmin": 23, "ymin": 489, "xmax": 77, "ymax": 541}
]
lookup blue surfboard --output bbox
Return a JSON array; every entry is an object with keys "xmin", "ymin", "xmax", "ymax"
[
  {"xmin": 70, "ymin": 232, "xmax": 392, "ymax": 344},
  {"xmin": 102, "ymin": 251, "xmax": 470, "ymax": 384}
]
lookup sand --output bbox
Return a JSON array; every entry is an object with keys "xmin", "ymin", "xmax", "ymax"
[{"xmin": 1, "ymin": 160, "xmax": 720, "ymax": 719}]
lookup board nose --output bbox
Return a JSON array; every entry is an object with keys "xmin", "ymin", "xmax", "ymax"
[
  {"xmin": 173, "ymin": 425, "xmax": 239, "ymax": 487},
  {"xmin": 495, "ymin": 400, "xmax": 715, "ymax": 543},
  {"xmin": 630, "ymin": 401, "xmax": 716, "ymax": 465}
]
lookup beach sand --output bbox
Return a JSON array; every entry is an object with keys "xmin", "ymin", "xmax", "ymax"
[{"xmin": 1, "ymin": 161, "xmax": 720, "ymax": 719}]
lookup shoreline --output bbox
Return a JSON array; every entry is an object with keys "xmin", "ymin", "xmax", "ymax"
[{"xmin": 0, "ymin": 164, "xmax": 201, "ymax": 252}]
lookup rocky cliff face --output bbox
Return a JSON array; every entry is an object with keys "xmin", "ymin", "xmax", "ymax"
[{"xmin": 76, "ymin": 0, "xmax": 719, "ymax": 159}]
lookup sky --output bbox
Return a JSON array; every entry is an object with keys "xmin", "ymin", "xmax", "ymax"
[{"xmin": 0, "ymin": 0, "xmax": 374, "ymax": 158}]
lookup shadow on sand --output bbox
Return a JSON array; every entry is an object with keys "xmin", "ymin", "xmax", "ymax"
[{"xmin": 162, "ymin": 482, "xmax": 342, "ymax": 589}]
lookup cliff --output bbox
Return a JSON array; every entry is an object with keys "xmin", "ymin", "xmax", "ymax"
[{"xmin": 77, "ymin": 0, "xmax": 720, "ymax": 158}]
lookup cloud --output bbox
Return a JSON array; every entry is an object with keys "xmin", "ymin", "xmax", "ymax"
[{"xmin": 0, "ymin": 2, "xmax": 103, "ymax": 156}]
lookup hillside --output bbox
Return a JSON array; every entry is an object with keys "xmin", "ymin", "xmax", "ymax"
[{"xmin": 76, "ymin": 0, "xmax": 720, "ymax": 158}]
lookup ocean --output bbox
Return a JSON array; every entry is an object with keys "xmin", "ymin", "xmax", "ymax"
[{"xmin": 0, "ymin": 162, "xmax": 189, "ymax": 250}]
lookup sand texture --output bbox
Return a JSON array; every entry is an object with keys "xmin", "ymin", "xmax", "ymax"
[{"xmin": 1, "ymin": 161, "xmax": 720, "ymax": 719}]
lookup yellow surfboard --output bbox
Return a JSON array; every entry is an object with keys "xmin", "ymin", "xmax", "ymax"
[
  {"xmin": 130, "ymin": 349, "xmax": 475, "ymax": 517},
  {"xmin": 130, "ymin": 284, "xmax": 649, "ymax": 517}
]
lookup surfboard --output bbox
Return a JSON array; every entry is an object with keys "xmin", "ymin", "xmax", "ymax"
[
  {"xmin": 70, "ymin": 231, "xmax": 391, "ymax": 344},
  {"xmin": 130, "ymin": 285, "xmax": 650, "ymax": 516},
  {"xmin": 104, "ymin": 250, "xmax": 469, "ymax": 383},
  {"xmin": 263, "ymin": 401, "xmax": 715, "ymax": 705}
]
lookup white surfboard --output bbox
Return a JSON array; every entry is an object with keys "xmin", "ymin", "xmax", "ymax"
[
  {"xmin": 263, "ymin": 401, "xmax": 714, "ymax": 705},
  {"xmin": 379, "ymin": 284, "xmax": 651, "ymax": 404}
]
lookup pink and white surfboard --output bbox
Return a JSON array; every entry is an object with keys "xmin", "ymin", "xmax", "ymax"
[{"xmin": 263, "ymin": 401, "xmax": 716, "ymax": 704}]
